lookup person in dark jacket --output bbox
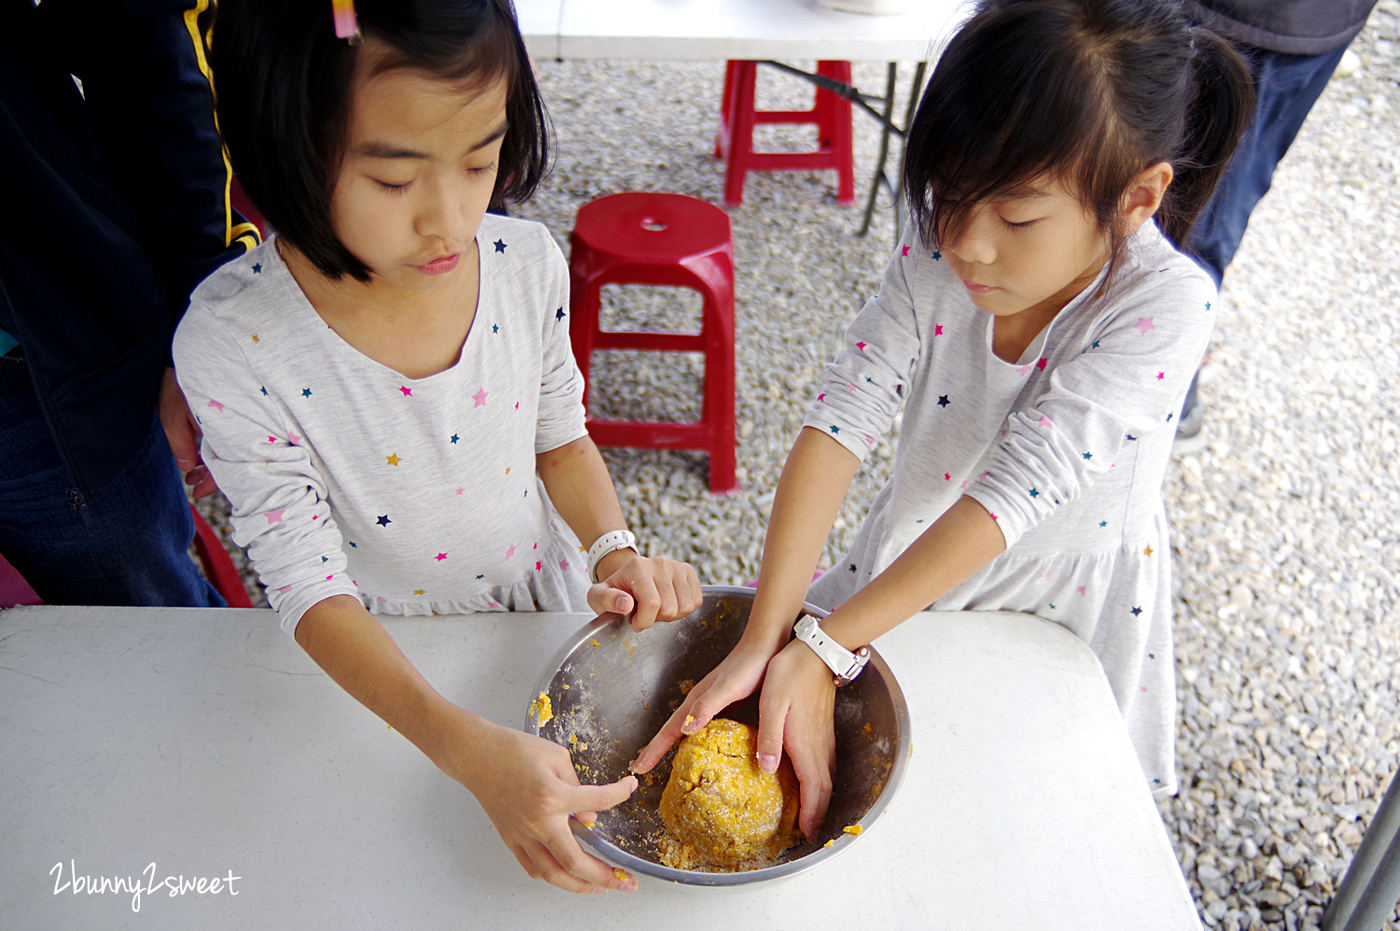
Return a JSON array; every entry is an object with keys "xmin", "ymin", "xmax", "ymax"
[
  {"xmin": 0, "ymin": 0, "xmax": 258, "ymax": 605},
  {"xmin": 1174, "ymin": 0, "xmax": 1380, "ymax": 447}
]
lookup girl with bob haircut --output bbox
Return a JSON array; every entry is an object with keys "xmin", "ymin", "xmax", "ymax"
[
  {"xmin": 638, "ymin": 0, "xmax": 1254, "ymax": 840},
  {"xmin": 176, "ymin": 0, "xmax": 701, "ymax": 894}
]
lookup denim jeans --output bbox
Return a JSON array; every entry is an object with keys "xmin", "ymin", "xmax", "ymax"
[
  {"xmin": 0, "ymin": 353, "xmax": 224, "ymax": 607},
  {"xmin": 1187, "ymin": 43, "xmax": 1350, "ymax": 288}
]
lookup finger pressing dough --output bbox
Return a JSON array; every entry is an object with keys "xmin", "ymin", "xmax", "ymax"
[{"xmin": 658, "ymin": 718, "xmax": 801, "ymax": 871}]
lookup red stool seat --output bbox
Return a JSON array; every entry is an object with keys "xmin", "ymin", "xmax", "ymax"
[
  {"xmin": 714, "ymin": 60, "xmax": 856, "ymax": 207},
  {"xmin": 569, "ymin": 192, "xmax": 738, "ymax": 495}
]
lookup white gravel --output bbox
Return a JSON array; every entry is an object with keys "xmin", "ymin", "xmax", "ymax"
[{"xmin": 197, "ymin": 8, "xmax": 1400, "ymax": 927}]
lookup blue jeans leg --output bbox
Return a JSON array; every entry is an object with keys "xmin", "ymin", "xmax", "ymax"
[
  {"xmin": 1187, "ymin": 44, "xmax": 1350, "ymax": 288},
  {"xmin": 0, "ymin": 354, "xmax": 224, "ymax": 607}
]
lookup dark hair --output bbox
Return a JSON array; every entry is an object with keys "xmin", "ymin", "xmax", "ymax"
[
  {"xmin": 212, "ymin": 0, "xmax": 549, "ymax": 282},
  {"xmin": 903, "ymin": 0, "xmax": 1253, "ymax": 279}
]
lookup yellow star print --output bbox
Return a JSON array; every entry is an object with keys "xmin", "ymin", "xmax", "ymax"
[
  {"xmin": 1144, "ymin": 546, "xmax": 1154, "ymax": 557},
  {"xmin": 413, "ymin": 589, "xmax": 425, "ymax": 596},
  {"xmin": 251, "ymin": 334, "xmax": 260, "ymax": 343},
  {"xmin": 386, "ymin": 453, "xmax": 402, "ymax": 467}
]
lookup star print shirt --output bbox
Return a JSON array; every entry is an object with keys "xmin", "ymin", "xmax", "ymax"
[
  {"xmin": 173, "ymin": 215, "xmax": 591, "ymax": 635},
  {"xmin": 802, "ymin": 219, "xmax": 1216, "ymax": 796}
]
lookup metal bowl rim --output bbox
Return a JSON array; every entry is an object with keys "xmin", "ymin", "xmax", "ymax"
[{"xmin": 524, "ymin": 584, "xmax": 912, "ymax": 887}]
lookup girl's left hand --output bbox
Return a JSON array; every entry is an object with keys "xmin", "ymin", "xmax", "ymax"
[
  {"xmin": 756, "ymin": 639, "xmax": 838, "ymax": 842},
  {"xmin": 588, "ymin": 553, "xmax": 703, "ymax": 632}
]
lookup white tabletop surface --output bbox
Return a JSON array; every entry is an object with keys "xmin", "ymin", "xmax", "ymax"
[
  {"xmin": 518, "ymin": 0, "xmax": 969, "ymax": 62},
  {"xmin": 0, "ymin": 605, "xmax": 1200, "ymax": 929}
]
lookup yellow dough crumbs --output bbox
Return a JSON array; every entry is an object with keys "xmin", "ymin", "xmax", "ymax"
[
  {"xmin": 527, "ymin": 692, "xmax": 554, "ymax": 727},
  {"xmin": 612, "ymin": 868, "xmax": 630, "ymax": 881},
  {"xmin": 842, "ymin": 824, "xmax": 863, "ymax": 835},
  {"xmin": 658, "ymin": 719, "xmax": 801, "ymax": 872}
]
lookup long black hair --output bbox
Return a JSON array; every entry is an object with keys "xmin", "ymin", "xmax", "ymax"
[
  {"xmin": 212, "ymin": 0, "xmax": 550, "ymax": 282},
  {"xmin": 903, "ymin": 0, "xmax": 1253, "ymax": 277}
]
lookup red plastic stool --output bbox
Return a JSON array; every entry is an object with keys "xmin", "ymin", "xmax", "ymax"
[
  {"xmin": 569, "ymin": 192, "xmax": 738, "ymax": 495},
  {"xmin": 714, "ymin": 60, "xmax": 856, "ymax": 207}
]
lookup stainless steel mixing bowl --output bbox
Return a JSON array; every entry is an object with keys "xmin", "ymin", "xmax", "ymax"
[{"xmin": 523, "ymin": 585, "xmax": 910, "ymax": 889}]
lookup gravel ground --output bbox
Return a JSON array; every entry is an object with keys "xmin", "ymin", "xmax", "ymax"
[{"xmin": 197, "ymin": 8, "xmax": 1400, "ymax": 927}]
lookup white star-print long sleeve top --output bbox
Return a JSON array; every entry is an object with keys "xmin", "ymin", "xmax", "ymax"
[
  {"xmin": 173, "ymin": 215, "xmax": 591, "ymax": 635},
  {"xmin": 802, "ymin": 218, "xmax": 1216, "ymax": 795}
]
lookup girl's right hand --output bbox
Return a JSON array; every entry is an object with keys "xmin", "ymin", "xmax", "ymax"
[
  {"xmin": 629, "ymin": 637, "xmax": 778, "ymax": 774},
  {"xmin": 452, "ymin": 719, "xmax": 640, "ymax": 894}
]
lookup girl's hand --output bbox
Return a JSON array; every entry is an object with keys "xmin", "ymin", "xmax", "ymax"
[
  {"xmin": 453, "ymin": 720, "xmax": 640, "ymax": 894},
  {"xmin": 755, "ymin": 639, "xmax": 837, "ymax": 842},
  {"xmin": 588, "ymin": 552, "xmax": 703, "ymax": 632},
  {"xmin": 630, "ymin": 637, "xmax": 776, "ymax": 775}
]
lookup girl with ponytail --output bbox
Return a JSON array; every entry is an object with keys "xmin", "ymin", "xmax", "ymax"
[{"xmin": 636, "ymin": 0, "xmax": 1254, "ymax": 836}]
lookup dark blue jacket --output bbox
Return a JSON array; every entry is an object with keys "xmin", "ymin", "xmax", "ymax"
[
  {"xmin": 1182, "ymin": 0, "xmax": 1379, "ymax": 55},
  {"xmin": 0, "ymin": 0, "xmax": 257, "ymax": 500}
]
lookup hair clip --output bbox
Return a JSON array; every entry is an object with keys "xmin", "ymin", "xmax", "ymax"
[{"xmin": 331, "ymin": 0, "xmax": 362, "ymax": 45}]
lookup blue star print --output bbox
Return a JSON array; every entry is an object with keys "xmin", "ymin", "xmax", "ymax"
[
  {"xmin": 937, "ymin": 395, "xmax": 950, "ymax": 407},
  {"xmin": 301, "ymin": 388, "xmax": 312, "ymax": 398},
  {"xmin": 376, "ymin": 515, "xmax": 391, "ymax": 527},
  {"xmin": 555, "ymin": 307, "xmax": 566, "ymax": 322},
  {"xmin": 252, "ymin": 263, "xmax": 262, "ymax": 274},
  {"xmin": 450, "ymin": 434, "xmax": 459, "ymax": 444},
  {"xmin": 493, "ymin": 239, "xmax": 507, "ymax": 254}
]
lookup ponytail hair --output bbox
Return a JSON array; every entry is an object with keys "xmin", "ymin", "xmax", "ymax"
[
  {"xmin": 1157, "ymin": 25, "xmax": 1255, "ymax": 245},
  {"xmin": 903, "ymin": 0, "xmax": 1254, "ymax": 273}
]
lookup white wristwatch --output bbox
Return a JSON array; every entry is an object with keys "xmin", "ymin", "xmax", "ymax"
[
  {"xmin": 587, "ymin": 529, "xmax": 638, "ymax": 583},
  {"xmin": 793, "ymin": 614, "xmax": 870, "ymax": 686}
]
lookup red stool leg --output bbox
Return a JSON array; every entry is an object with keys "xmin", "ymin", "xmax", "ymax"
[
  {"xmin": 190, "ymin": 504, "xmax": 254, "ymax": 608},
  {"xmin": 700, "ymin": 272, "xmax": 737, "ymax": 494},
  {"xmin": 816, "ymin": 61, "xmax": 856, "ymax": 205},
  {"xmin": 714, "ymin": 60, "xmax": 739, "ymax": 160},
  {"xmin": 567, "ymin": 236, "xmax": 607, "ymax": 412},
  {"xmin": 722, "ymin": 61, "xmax": 760, "ymax": 206}
]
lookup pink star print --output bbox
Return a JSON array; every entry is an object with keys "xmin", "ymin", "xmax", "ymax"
[
  {"xmin": 977, "ymin": 471, "xmax": 991, "ymax": 482},
  {"xmin": 399, "ymin": 386, "xmax": 413, "ymax": 396},
  {"xmin": 435, "ymin": 553, "xmax": 447, "ymax": 561},
  {"xmin": 1076, "ymin": 586, "xmax": 1087, "ymax": 596},
  {"xmin": 901, "ymin": 245, "xmax": 910, "ymax": 257},
  {"xmin": 1017, "ymin": 364, "xmax": 1033, "ymax": 376},
  {"xmin": 847, "ymin": 383, "xmax": 858, "ymax": 392},
  {"xmin": 856, "ymin": 341, "xmax": 867, "ymax": 351},
  {"xmin": 267, "ymin": 435, "xmax": 278, "ymax": 444},
  {"xmin": 278, "ymin": 585, "xmax": 293, "ymax": 593},
  {"xmin": 454, "ymin": 487, "xmax": 464, "ymax": 495},
  {"xmin": 288, "ymin": 433, "xmax": 301, "ymax": 445},
  {"xmin": 505, "ymin": 544, "xmax": 516, "ymax": 559},
  {"xmin": 325, "ymin": 574, "xmax": 334, "ymax": 581},
  {"xmin": 944, "ymin": 473, "xmax": 951, "ymax": 481},
  {"xmin": 817, "ymin": 393, "xmax": 827, "ymax": 402},
  {"xmin": 473, "ymin": 388, "xmax": 488, "ymax": 407},
  {"xmin": 207, "ymin": 399, "xmax": 225, "ymax": 412},
  {"xmin": 1133, "ymin": 317, "xmax": 1156, "ymax": 335},
  {"xmin": 559, "ymin": 559, "xmax": 571, "ymax": 571},
  {"xmin": 264, "ymin": 510, "xmax": 285, "ymax": 524},
  {"xmin": 934, "ymin": 325, "xmax": 944, "ymax": 336},
  {"xmin": 960, "ymin": 481, "xmax": 969, "ymax": 490},
  {"xmin": 1037, "ymin": 358, "xmax": 1047, "ymax": 370},
  {"xmin": 1039, "ymin": 415, "xmax": 1054, "ymax": 428},
  {"xmin": 1157, "ymin": 371, "xmax": 1166, "ymax": 381},
  {"xmin": 535, "ymin": 561, "xmax": 542, "ymax": 571}
]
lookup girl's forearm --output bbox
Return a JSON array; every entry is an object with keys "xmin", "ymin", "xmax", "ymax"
[
  {"xmin": 819, "ymin": 495, "xmax": 1005, "ymax": 650},
  {"xmin": 536, "ymin": 436, "xmax": 634, "ymax": 578},
  {"xmin": 294, "ymin": 595, "xmax": 488, "ymax": 781},
  {"xmin": 746, "ymin": 427, "xmax": 862, "ymax": 650}
]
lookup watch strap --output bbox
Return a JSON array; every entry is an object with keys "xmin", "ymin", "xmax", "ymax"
[
  {"xmin": 793, "ymin": 614, "xmax": 870, "ymax": 685},
  {"xmin": 587, "ymin": 529, "xmax": 638, "ymax": 583}
]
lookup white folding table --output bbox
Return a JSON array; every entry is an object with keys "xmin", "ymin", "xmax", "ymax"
[
  {"xmin": 0, "ymin": 604, "xmax": 1200, "ymax": 929},
  {"xmin": 518, "ymin": 0, "xmax": 971, "ymax": 232}
]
